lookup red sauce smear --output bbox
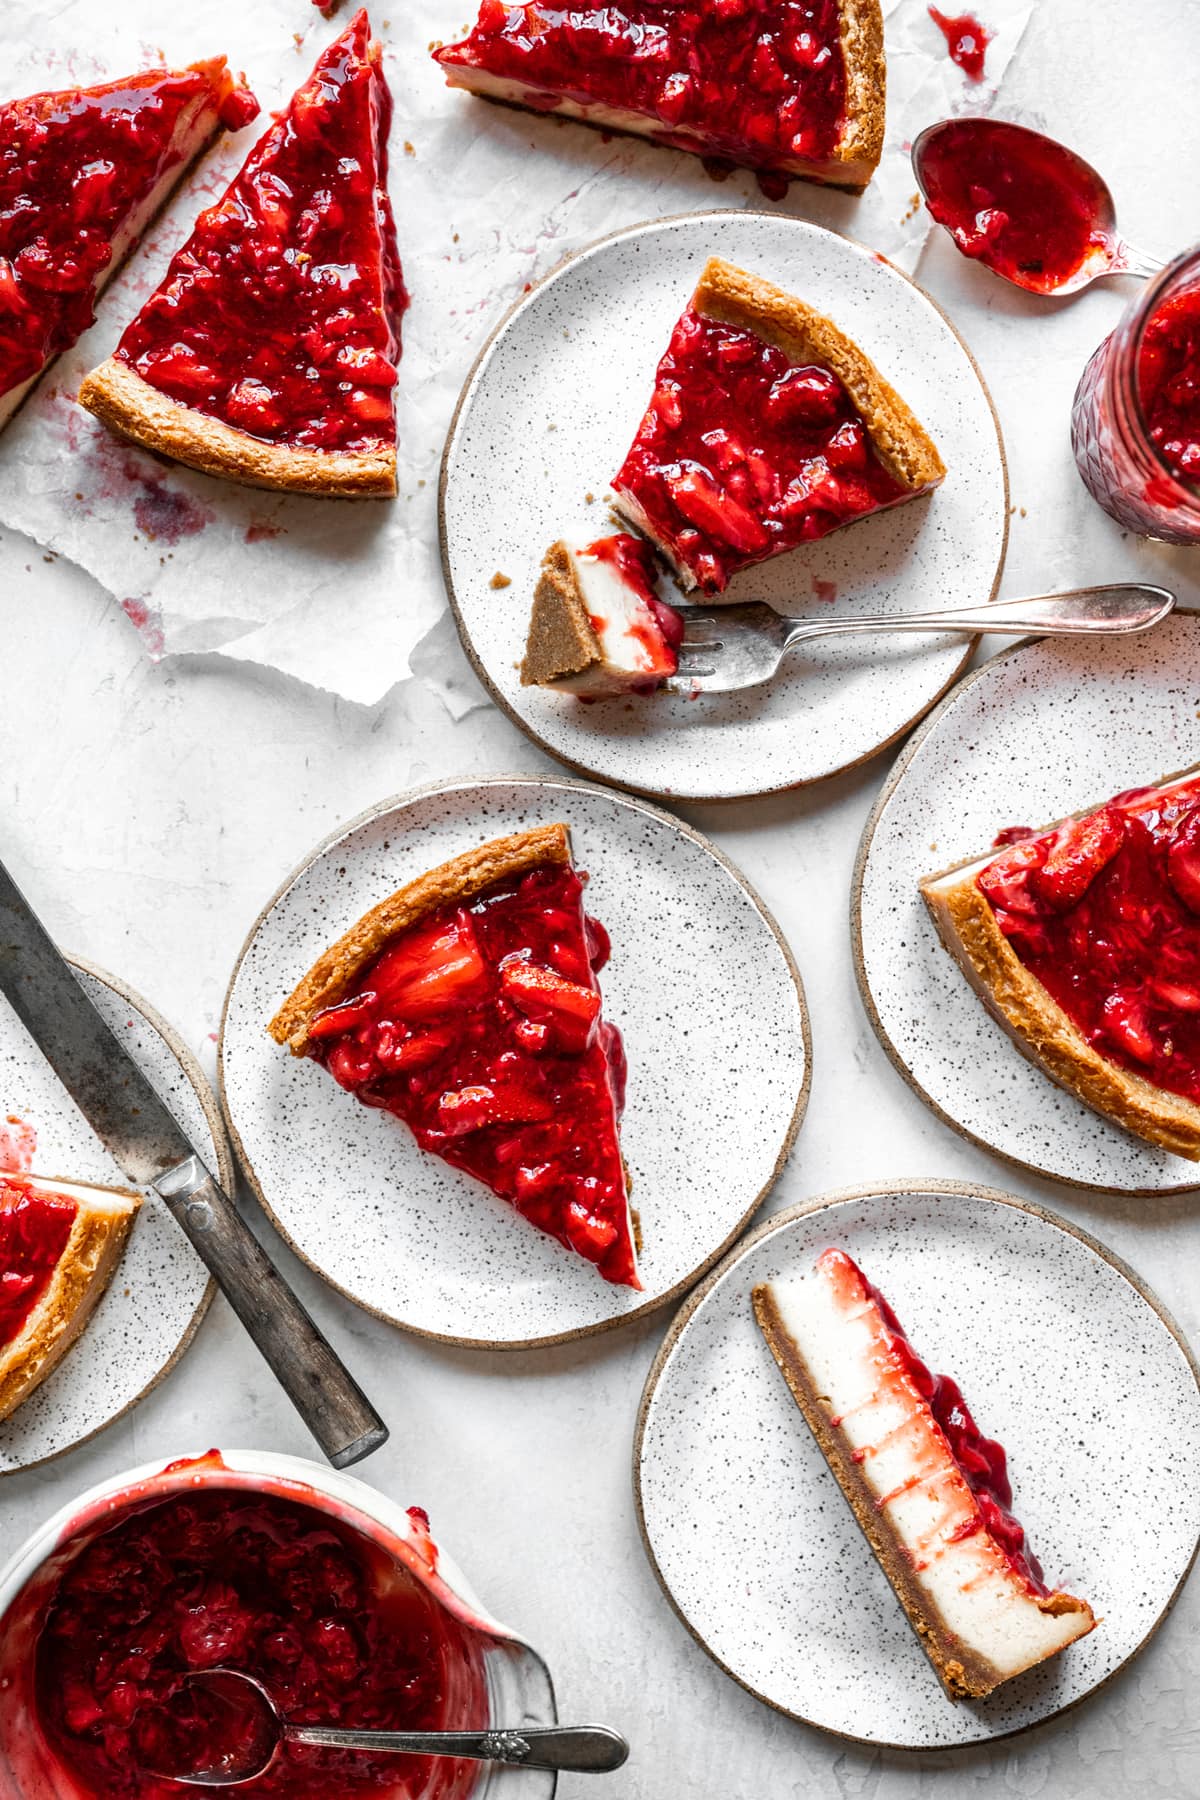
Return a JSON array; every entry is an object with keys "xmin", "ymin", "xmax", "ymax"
[
  {"xmin": 0, "ymin": 63, "xmax": 257, "ymax": 402},
  {"xmin": 927, "ymin": 7, "xmax": 993, "ymax": 82},
  {"xmin": 918, "ymin": 119, "xmax": 1112, "ymax": 293},
  {"xmin": 0, "ymin": 1179, "xmax": 76, "ymax": 1348},
  {"xmin": 307, "ymin": 862, "xmax": 637, "ymax": 1288},
  {"xmin": 978, "ymin": 776, "xmax": 1200, "ymax": 1104},
  {"xmin": 613, "ymin": 301, "xmax": 907, "ymax": 593},
  {"xmin": 434, "ymin": 1, "xmax": 848, "ymax": 182},
  {"xmin": 1137, "ymin": 283, "xmax": 1200, "ymax": 488},
  {"xmin": 0, "ymin": 1114, "xmax": 37, "ymax": 1173},
  {"xmin": 114, "ymin": 11, "xmax": 407, "ymax": 454},
  {"xmin": 826, "ymin": 1248, "xmax": 1047, "ymax": 1592},
  {"xmin": 36, "ymin": 1487, "xmax": 485, "ymax": 1798}
]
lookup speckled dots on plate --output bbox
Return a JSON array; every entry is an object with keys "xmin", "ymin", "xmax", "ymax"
[
  {"xmin": 219, "ymin": 775, "xmax": 811, "ymax": 1347},
  {"xmin": 439, "ymin": 210, "xmax": 1008, "ymax": 802},
  {"xmin": 854, "ymin": 611, "xmax": 1200, "ymax": 1192},
  {"xmin": 0, "ymin": 960, "xmax": 228, "ymax": 1473},
  {"xmin": 635, "ymin": 1181, "xmax": 1200, "ymax": 1748}
]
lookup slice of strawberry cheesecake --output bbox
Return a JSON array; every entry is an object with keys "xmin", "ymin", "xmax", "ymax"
[
  {"xmin": 612, "ymin": 258, "xmax": 945, "ymax": 593},
  {"xmin": 521, "ymin": 534, "xmax": 684, "ymax": 697},
  {"xmin": 269, "ymin": 824, "xmax": 639, "ymax": 1287},
  {"xmin": 754, "ymin": 1249, "xmax": 1096, "ymax": 1699},
  {"xmin": 0, "ymin": 60, "xmax": 257, "ymax": 429},
  {"xmin": 434, "ymin": 1, "xmax": 886, "ymax": 193},
  {"xmin": 921, "ymin": 767, "xmax": 1200, "ymax": 1158}
]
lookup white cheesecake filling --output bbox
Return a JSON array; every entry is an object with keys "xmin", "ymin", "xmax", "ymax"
[
  {"xmin": 767, "ymin": 1263, "xmax": 1089, "ymax": 1680},
  {"xmin": 3, "ymin": 1173, "xmax": 140, "ymax": 1217},
  {"xmin": 573, "ymin": 540, "xmax": 671, "ymax": 678}
]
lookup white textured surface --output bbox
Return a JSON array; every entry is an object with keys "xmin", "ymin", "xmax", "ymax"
[{"xmin": 0, "ymin": 0, "xmax": 1198, "ymax": 1794}]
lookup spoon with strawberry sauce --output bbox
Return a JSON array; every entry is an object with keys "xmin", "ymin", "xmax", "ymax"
[{"xmin": 912, "ymin": 117, "xmax": 1163, "ymax": 296}]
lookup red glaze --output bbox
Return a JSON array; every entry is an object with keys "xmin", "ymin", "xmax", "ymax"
[
  {"xmin": 977, "ymin": 776, "xmax": 1200, "ymax": 1104},
  {"xmin": 918, "ymin": 119, "xmax": 1112, "ymax": 293},
  {"xmin": 927, "ymin": 7, "xmax": 992, "ymax": 81},
  {"xmin": 0, "ymin": 62, "xmax": 257, "ymax": 403},
  {"xmin": 822, "ymin": 1248, "xmax": 1048, "ymax": 1593},
  {"xmin": 1137, "ymin": 284, "xmax": 1200, "ymax": 487},
  {"xmin": 35, "ymin": 1485, "xmax": 485, "ymax": 1799},
  {"xmin": 614, "ymin": 301, "xmax": 906, "ymax": 592},
  {"xmin": 0, "ymin": 1180, "xmax": 76, "ymax": 1348},
  {"xmin": 308, "ymin": 861, "xmax": 637, "ymax": 1287},
  {"xmin": 434, "ymin": 1, "xmax": 848, "ymax": 186},
  {"xmin": 114, "ymin": 11, "xmax": 407, "ymax": 454},
  {"xmin": 0, "ymin": 1114, "xmax": 37, "ymax": 1174},
  {"xmin": 582, "ymin": 534, "xmax": 683, "ymax": 680}
]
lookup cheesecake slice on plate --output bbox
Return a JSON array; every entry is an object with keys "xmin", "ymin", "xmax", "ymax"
[
  {"xmin": 521, "ymin": 535, "xmax": 684, "ymax": 698},
  {"xmin": 0, "ymin": 60, "xmax": 256, "ymax": 430},
  {"xmin": 754, "ymin": 1248, "xmax": 1095, "ymax": 1699},
  {"xmin": 434, "ymin": 0, "xmax": 886, "ymax": 193},
  {"xmin": 612, "ymin": 258, "xmax": 945, "ymax": 594},
  {"xmin": 80, "ymin": 10, "xmax": 407, "ymax": 497},
  {"xmin": 921, "ymin": 767, "xmax": 1200, "ymax": 1159},
  {"xmin": 269, "ymin": 824, "xmax": 640, "ymax": 1288},
  {"xmin": 0, "ymin": 1174, "xmax": 141, "ymax": 1421}
]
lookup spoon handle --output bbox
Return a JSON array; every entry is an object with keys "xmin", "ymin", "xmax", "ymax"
[
  {"xmin": 780, "ymin": 582, "xmax": 1174, "ymax": 647},
  {"xmin": 1110, "ymin": 241, "xmax": 1166, "ymax": 281},
  {"xmin": 286, "ymin": 1722, "xmax": 629, "ymax": 1773}
]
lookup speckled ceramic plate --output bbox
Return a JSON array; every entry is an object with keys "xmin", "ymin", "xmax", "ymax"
[
  {"xmin": 439, "ymin": 211, "xmax": 1007, "ymax": 803},
  {"xmin": 219, "ymin": 775, "xmax": 810, "ymax": 1346},
  {"xmin": 854, "ymin": 611, "xmax": 1200, "ymax": 1192},
  {"xmin": 0, "ymin": 959, "xmax": 229, "ymax": 1473},
  {"xmin": 635, "ymin": 1180, "xmax": 1200, "ymax": 1748}
]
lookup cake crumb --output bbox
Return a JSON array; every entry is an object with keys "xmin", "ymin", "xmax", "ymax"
[
  {"xmin": 490, "ymin": 571, "xmax": 512, "ymax": 589},
  {"xmin": 404, "ymin": 140, "xmax": 415, "ymax": 156},
  {"xmin": 585, "ymin": 492, "xmax": 595, "ymax": 504}
]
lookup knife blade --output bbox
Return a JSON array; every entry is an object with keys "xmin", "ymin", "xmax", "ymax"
[{"xmin": 0, "ymin": 856, "xmax": 388, "ymax": 1469}]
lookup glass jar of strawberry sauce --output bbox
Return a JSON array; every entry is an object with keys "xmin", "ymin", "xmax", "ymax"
[{"xmin": 1072, "ymin": 244, "xmax": 1200, "ymax": 541}]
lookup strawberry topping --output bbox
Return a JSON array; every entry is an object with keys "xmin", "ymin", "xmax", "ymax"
[
  {"xmin": 434, "ymin": 1, "xmax": 849, "ymax": 186},
  {"xmin": 309, "ymin": 861, "xmax": 637, "ymax": 1288},
  {"xmin": 0, "ymin": 62, "xmax": 257, "ymax": 403},
  {"xmin": 0, "ymin": 1180, "xmax": 77, "ymax": 1347},
  {"xmin": 1137, "ymin": 282, "xmax": 1200, "ymax": 489},
  {"xmin": 977, "ymin": 776, "xmax": 1200, "ymax": 1102},
  {"xmin": 613, "ymin": 301, "xmax": 907, "ymax": 591},
  {"xmin": 112, "ymin": 12, "xmax": 407, "ymax": 454}
]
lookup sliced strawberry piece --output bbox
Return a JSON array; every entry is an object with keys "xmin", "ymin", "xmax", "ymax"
[
  {"xmin": 500, "ymin": 958, "xmax": 600, "ymax": 1055},
  {"xmin": 978, "ymin": 840, "xmax": 1046, "ymax": 916},
  {"xmin": 665, "ymin": 465, "xmax": 770, "ymax": 551},
  {"xmin": 1101, "ymin": 989, "xmax": 1157, "ymax": 1064},
  {"xmin": 1167, "ymin": 804, "xmax": 1200, "ymax": 915},
  {"xmin": 1030, "ymin": 807, "xmax": 1126, "ymax": 911},
  {"xmin": 370, "ymin": 911, "xmax": 489, "ymax": 1020},
  {"xmin": 436, "ymin": 1081, "xmax": 555, "ymax": 1136}
]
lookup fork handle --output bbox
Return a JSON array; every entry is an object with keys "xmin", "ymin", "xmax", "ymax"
[{"xmin": 780, "ymin": 583, "xmax": 1174, "ymax": 647}]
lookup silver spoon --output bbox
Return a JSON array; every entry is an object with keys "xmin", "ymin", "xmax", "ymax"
[
  {"xmin": 136, "ymin": 1669, "xmax": 629, "ymax": 1786},
  {"xmin": 912, "ymin": 118, "xmax": 1163, "ymax": 296}
]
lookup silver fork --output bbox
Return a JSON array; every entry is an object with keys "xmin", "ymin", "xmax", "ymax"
[{"xmin": 665, "ymin": 584, "xmax": 1175, "ymax": 695}]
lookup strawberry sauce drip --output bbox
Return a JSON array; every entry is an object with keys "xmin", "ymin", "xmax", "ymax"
[
  {"xmin": 0, "ymin": 1180, "xmax": 76, "ymax": 1347},
  {"xmin": 614, "ymin": 302, "xmax": 905, "ymax": 592},
  {"xmin": 927, "ymin": 7, "xmax": 992, "ymax": 81},
  {"xmin": 0, "ymin": 64, "xmax": 256, "ymax": 402},
  {"xmin": 36, "ymin": 1488, "xmax": 484, "ymax": 1799},
  {"xmin": 435, "ymin": 1, "xmax": 848, "ymax": 181},
  {"xmin": 308, "ymin": 863, "xmax": 637, "ymax": 1287},
  {"xmin": 1137, "ymin": 285, "xmax": 1200, "ymax": 487},
  {"xmin": 978, "ymin": 776, "xmax": 1200, "ymax": 1102},
  {"xmin": 918, "ymin": 119, "xmax": 1112, "ymax": 293},
  {"xmin": 825, "ymin": 1249, "xmax": 1048, "ymax": 1593},
  {"xmin": 114, "ymin": 11, "xmax": 407, "ymax": 453}
]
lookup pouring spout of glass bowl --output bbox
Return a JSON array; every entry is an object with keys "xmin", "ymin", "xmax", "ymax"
[
  {"xmin": 912, "ymin": 117, "xmax": 1164, "ymax": 296},
  {"xmin": 137, "ymin": 1670, "xmax": 631, "ymax": 1786}
]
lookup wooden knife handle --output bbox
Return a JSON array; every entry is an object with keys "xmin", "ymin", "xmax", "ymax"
[{"xmin": 154, "ymin": 1155, "xmax": 388, "ymax": 1468}]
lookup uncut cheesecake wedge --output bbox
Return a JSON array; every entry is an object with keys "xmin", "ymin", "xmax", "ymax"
[
  {"xmin": 920, "ymin": 767, "xmax": 1200, "ymax": 1159},
  {"xmin": 754, "ymin": 1250, "xmax": 1096, "ymax": 1699},
  {"xmin": 0, "ymin": 1174, "xmax": 141, "ymax": 1421},
  {"xmin": 434, "ymin": 0, "xmax": 886, "ymax": 193},
  {"xmin": 612, "ymin": 258, "xmax": 945, "ymax": 594},
  {"xmin": 269, "ymin": 824, "xmax": 640, "ymax": 1288}
]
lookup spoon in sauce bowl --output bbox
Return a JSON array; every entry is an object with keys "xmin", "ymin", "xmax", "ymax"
[
  {"xmin": 912, "ymin": 117, "xmax": 1163, "ymax": 295},
  {"xmin": 134, "ymin": 1668, "xmax": 630, "ymax": 1787}
]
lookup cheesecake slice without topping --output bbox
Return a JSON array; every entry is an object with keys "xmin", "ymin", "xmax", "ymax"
[
  {"xmin": 754, "ymin": 1249, "xmax": 1095, "ymax": 1699},
  {"xmin": 520, "ymin": 535, "xmax": 683, "ymax": 697}
]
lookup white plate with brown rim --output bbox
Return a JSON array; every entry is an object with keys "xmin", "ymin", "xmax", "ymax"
[
  {"xmin": 439, "ymin": 210, "xmax": 1008, "ymax": 803},
  {"xmin": 219, "ymin": 775, "xmax": 810, "ymax": 1347},
  {"xmin": 0, "ymin": 959, "xmax": 230, "ymax": 1473},
  {"xmin": 634, "ymin": 1180, "xmax": 1200, "ymax": 1748},
  {"xmin": 853, "ymin": 611, "xmax": 1200, "ymax": 1193}
]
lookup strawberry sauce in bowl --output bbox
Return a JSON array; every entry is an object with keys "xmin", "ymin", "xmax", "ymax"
[{"xmin": 0, "ymin": 1451, "xmax": 558, "ymax": 1799}]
